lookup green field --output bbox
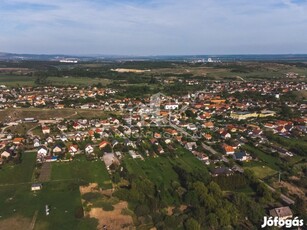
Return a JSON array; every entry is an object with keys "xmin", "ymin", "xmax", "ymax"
[
  {"xmin": 0, "ymin": 182, "xmax": 96, "ymax": 230},
  {"xmin": 0, "ymin": 152, "xmax": 36, "ymax": 184},
  {"xmin": 242, "ymin": 145, "xmax": 281, "ymax": 170},
  {"xmin": 0, "ymin": 75, "xmax": 36, "ymax": 87},
  {"xmin": 0, "ymin": 75, "xmax": 110, "ymax": 87},
  {"xmin": 51, "ymin": 156, "xmax": 112, "ymax": 189},
  {"xmin": 244, "ymin": 165, "xmax": 277, "ymax": 179}
]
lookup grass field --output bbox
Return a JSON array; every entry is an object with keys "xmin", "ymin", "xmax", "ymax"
[
  {"xmin": 244, "ymin": 165, "xmax": 277, "ymax": 179},
  {"xmin": 51, "ymin": 156, "xmax": 112, "ymax": 189},
  {"xmin": 0, "ymin": 75, "xmax": 36, "ymax": 87},
  {"xmin": 0, "ymin": 182, "xmax": 96, "ymax": 230},
  {"xmin": 242, "ymin": 145, "xmax": 281, "ymax": 170},
  {"xmin": 0, "ymin": 152, "xmax": 36, "ymax": 184}
]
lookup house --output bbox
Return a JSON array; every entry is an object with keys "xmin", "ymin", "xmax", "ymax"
[
  {"xmin": 192, "ymin": 151, "xmax": 209, "ymax": 161},
  {"xmin": 233, "ymin": 152, "xmax": 248, "ymax": 161},
  {"xmin": 95, "ymin": 128, "xmax": 103, "ymax": 136},
  {"xmin": 12, "ymin": 137, "xmax": 24, "ymax": 145},
  {"xmin": 46, "ymin": 136, "xmax": 54, "ymax": 144},
  {"xmin": 99, "ymin": 141, "xmax": 110, "ymax": 150},
  {"xmin": 42, "ymin": 126, "xmax": 51, "ymax": 134},
  {"xmin": 1, "ymin": 151, "xmax": 11, "ymax": 158},
  {"xmin": 203, "ymin": 133, "xmax": 212, "ymax": 140},
  {"xmin": 74, "ymin": 133, "xmax": 83, "ymax": 142},
  {"xmin": 85, "ymin": 144, "xmax": 94, "ymax": 155},
  {"xmin": 185, "ymin": 142, "xmax": 197, "ymax": 151},
  {"xmin": 202, "ymin": 121, "xmax": 214, "ymax": 129},
  {"xmin": 52, "ymin": 145, "xmax": 63, "ymax": 154},
  {"xmin": 37, "ymin": 146, "xmax": 48, "ymax": 156},
  {"xmin": 68, "ymin": 145, "xmax": 79, "ymax": 155},
  {"xmin": 165, "ymin": 128, "xmax": 178, "ymax": 136},
  {"xmin": 269, "ymin": 206, "xmax": 293, "ymax": 220},
  {"xmin": 31, "ymin": 183, "xmax": 42, "ymax": 191},
  {"xmin": 212, "ymin": 167, "xmax": 233, "ymax": 177},
  {"xmin": 103, "ymin": 153, "xmax": 118, "ymax": 170},
  {"xmin": 223, "ymin": 144, "xmax": 235, "ymax": 155},
  {"xmin": 57, "ymin": 125, "xmax": 67, "ymax": 132},
  {"xmin": 60, "ymin": 135, "xmax": 68, "ymax": 142},
  {"xmin": 129, "ymin": 150, "xmax": 143, "ymax": 159},
  {"xmin": 187, "ymin": 124, "xmax": 197, "ymax": 131},
  {"xmin": 221, "ymin": 131, "xmax": 231, "ymax": 139},
  {"xmin": 165, "ymin": 139, "xmax": 172, "ymax": 144},
  {"xmin": 73, "ymin": 122, "xmax": 82, "ymax": 130},
  {"xmin": 33, "ymin": 138, "xmax": 40, "ymax": 148},
  {"xmin": 157, "ymin": 145, "xmax": 164, "ymax": 154}
]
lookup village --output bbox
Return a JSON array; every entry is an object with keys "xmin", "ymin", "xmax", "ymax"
[{"xmin": 0, "ymin": 77, "xmax": 306, "ymax": 229}]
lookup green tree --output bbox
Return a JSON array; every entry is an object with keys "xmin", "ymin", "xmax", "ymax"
[{"xmin": 184, "ymin": 218, "xmax": 201, "ymax": 230}]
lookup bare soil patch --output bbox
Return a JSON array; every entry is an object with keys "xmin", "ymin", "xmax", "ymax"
[
  {"xmin": 0, "ymin": 215, "xmax": 31, "ymax": 230},
  {"xmin": 89, "ymin": 201, "xmax": 134, "ymax": 230}
]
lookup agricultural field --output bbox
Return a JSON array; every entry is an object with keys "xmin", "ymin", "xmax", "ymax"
[
  {"xmin": 0, "ymin": 108, "xmax": 114, "ymax": 123},
  {"xmin": 46, "ymin": 77, "xmax": 111, "ymax": 86},
  {"xmin": 0, "ymin": 75, "xmax": 36, "ymax": 87}
]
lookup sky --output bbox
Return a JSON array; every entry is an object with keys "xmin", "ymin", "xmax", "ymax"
[{"xmin": 0, "ymin": 0, "xmax": 307, "ymax": 55}]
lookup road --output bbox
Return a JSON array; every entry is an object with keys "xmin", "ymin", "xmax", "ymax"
[{"xmin": 1, "ymin": 125, "xmax": 12, "ymax": 134}]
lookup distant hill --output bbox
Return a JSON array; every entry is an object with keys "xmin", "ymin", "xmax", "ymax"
[{"xmin": 1, "ymin": 52, "xmax": 307, "ymax": 62}]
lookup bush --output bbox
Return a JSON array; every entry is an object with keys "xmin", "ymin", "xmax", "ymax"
[
  {"xmin": 74, "ymin": 206, "xmax": 84, "ymax": 219},
  {"xmin": 82, "ymin": 192, "xmax": 102, "ymax": 202}
]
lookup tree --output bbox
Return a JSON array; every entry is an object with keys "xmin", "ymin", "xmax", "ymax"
[{"xmin": 184, "ymin": 218, "xmax": 201, "ymax": 230}]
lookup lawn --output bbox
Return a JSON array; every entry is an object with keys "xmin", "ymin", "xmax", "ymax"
[
  {"xmin": 51, "ymin": 156, "xmax": 112, "ymax": 189},
  {"xmin": 244, "ymin": 165, "xmax": 277, "ymax": 179},
  {"xmin": 242, "ymin": 145, "xmax": 281, "ymax": 170},
  {"xmin": 0, "ymin": 152, "xmax": 36, "ymax": 184}
]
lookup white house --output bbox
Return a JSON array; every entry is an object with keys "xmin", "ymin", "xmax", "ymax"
[
  {"xmin": 85, "ymin": 144, "xmax": 94, "ymax": 155},
  {"xmin": 42, "ymin": 126, "xmax": 51, "ymax": 134},
  {"xmin": 1, "ymin": 151, "xmax": 11, "ymax": 158},
  {"xmin": 37, "ymin": 146, "xmax": 48, "ymax": 156}
]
